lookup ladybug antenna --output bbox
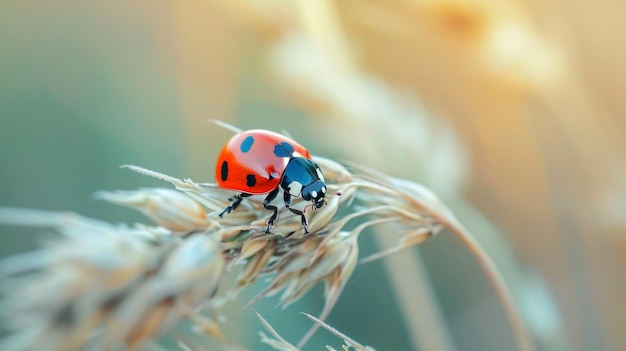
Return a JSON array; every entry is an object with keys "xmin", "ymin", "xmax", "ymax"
[
  {"xmin": 322, "ymin": 191, "xmax": 341, "ymax": 206},
  {"xmin": 303, "ymin": 203, "xmax": 314, "ymax": 214}
]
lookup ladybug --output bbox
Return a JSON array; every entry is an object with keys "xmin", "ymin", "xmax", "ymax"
[{"xmin": 215, "ymin": 129, "xmax": 328, "ymax": 233}]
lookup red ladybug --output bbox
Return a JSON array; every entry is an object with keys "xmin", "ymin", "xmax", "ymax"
[{"xmin": 216, "ymin": 129, "xmax": 328, "ymax": 233}]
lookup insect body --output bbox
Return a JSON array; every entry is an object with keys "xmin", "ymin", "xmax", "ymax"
[{"xmin": 215, "ymin": 129, "xmax": 328, "ymax": 233}]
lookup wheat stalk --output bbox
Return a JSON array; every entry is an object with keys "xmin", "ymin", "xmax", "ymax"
[
  {"xmin": 0, "ymin": 149, "xmax": 526, "ymax": 350},
  {"xmin": 256, "ymin": 312, "xmax": 376, "ymax": 351}
]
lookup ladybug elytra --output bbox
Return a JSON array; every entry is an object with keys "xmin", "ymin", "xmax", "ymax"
[{"xmin": 215, "ymin": 129, "xmax": 328, "ymax": 233}]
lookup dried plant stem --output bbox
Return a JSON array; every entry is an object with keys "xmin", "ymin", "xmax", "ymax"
[
  {"xmin": 256, "ymin": 312, "xmax": 299, "ymax": 351},
  {"xmin": 443, "ymin": 218, "xmax": 535, "ymax": 351},
  {"xmin": 376, "ymin": 233, "xmax": 456, "ymax": 351},
  {"xmin": 302, "ymin": 313, "xmax": 375, "ymax": 351},
  {"xmin": 0, "ymin": 150, "xmax": 532, "ymax": 350}
]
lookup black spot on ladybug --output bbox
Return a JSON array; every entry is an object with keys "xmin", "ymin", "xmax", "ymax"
[
  {"xmin": 273, "ymin": 142, "xmax": 295, "ymax": 157},
  {"xmin": 221, "ymin": 161, "xmax": 229, "ymax": 181},
  {"xmin": 246, "ymin": 174, "xmax": 257, "ymax": 187},
  {"xmin": 240, "ymin": 135, "xmax": 254, "ymax": 153}
]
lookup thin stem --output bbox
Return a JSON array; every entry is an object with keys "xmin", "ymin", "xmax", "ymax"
[
  {"xmin": 443, "ymin": 217, "xmax": 535, "ymax": 351},
  {"xmin": 375, "ymin": 232, "xmax": 456, "ymax": 351}
]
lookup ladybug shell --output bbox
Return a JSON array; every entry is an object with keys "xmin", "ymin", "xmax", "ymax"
[{"xmin": 216, "ymin": 129, "xmax": 312, "ymax": 194}]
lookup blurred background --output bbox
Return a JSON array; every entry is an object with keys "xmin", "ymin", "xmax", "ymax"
[{"xmin": 1, "ymin": 0, "xmax": 625, "ymax": 350}]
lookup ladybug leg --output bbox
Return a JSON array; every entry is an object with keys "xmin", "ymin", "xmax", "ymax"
[
  {"xmin": 283, "ymin": 192, "xmax": 309, "ymax": 234},
  {"xmin": 262, "ymin": 187, "xmax": 280, "ymax": 233},
  {"xmin": 219, "ymin": 193, "xmax": 251, "ymax": 217}
]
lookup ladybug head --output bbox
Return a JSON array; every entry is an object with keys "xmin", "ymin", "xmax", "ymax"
[{"xmin": 301, "ymin": 180, "xmax": 327, "ymax": 209}]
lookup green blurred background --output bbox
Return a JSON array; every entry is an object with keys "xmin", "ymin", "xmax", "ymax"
[{"xmin": 2, "ymin": 1, "xmax": 625, "ymax": 350}]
